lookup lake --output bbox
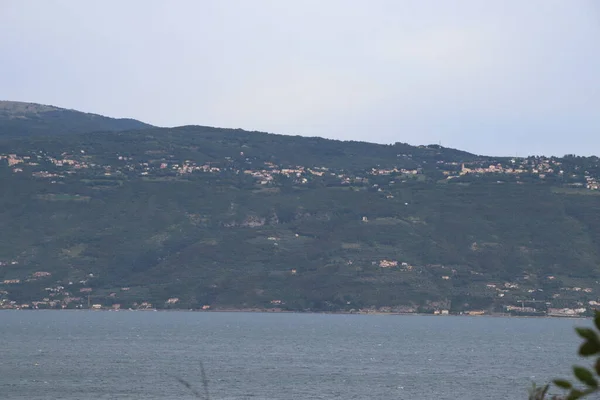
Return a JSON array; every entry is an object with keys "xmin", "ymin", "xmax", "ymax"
[{"xmin": 0, "ymin": 311, "xmax": 591, "ymax": 399}]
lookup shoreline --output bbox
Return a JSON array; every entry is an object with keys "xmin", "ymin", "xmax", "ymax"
[{"xmin": 0, "ymin": 307, "xmax": 591, "ymax": 319}]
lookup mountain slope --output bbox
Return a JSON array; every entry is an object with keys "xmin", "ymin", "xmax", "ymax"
[
  {"xmin": 0, "ymin": 119, "xmax": 599, "ymax": 314},
  {"xmin": 0, "ymin": 101, "xmax": 153, "ymax": 137}
]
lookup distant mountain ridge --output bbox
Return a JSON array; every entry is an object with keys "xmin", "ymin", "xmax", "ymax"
[{"xmin": 0, "ymin": 100, "xmax": 153, "ymax": 137}]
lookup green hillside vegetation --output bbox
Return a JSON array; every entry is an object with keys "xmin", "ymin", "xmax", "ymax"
[
  {"xmin": 0, "ymin": 106, "xmax": 599, "ymax": 314},
  {"xmin": 0, "ymin": 101, "xmax": 152, "ymax": 137}
]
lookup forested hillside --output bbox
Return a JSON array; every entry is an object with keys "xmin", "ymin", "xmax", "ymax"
[
  {"xmin": 0, "ymin": 101, "xmax": 152, "ymax": 137},
  {"xmin": 1, "ymin": 105, "xmax": 600, "ymax": 315}
]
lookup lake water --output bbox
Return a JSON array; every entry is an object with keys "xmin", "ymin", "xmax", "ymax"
[{"xmin": 0, "ymin": 311, "xmax": 591, "ymax": 399}]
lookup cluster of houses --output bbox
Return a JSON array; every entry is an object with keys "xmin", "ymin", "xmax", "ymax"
[
  {"xmin": 441, "ymin": 157, "xmax": 600, "ymax": 190},
  {"xmin": 2, "ymin": 148, "xmax": 598, "ymax": 192},
  {"xmin": 1, "ymin": 276, "xmax": 597, "ymax": 315},
  {"xmin": 1, "ymin": 150, "xmax": 414, "ymax": 188},
  {"xmin": 8, "ymin": 255, "xmax": 596, "ymax": 314},
  {"xmin": 457, "ymin": 158, "xmax": 561, "ymax": 176}
]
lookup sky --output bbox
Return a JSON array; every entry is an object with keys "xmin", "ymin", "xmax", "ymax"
[{"xmin": 1, "ymin": 1, "xmax": 600, "ymax": 157}]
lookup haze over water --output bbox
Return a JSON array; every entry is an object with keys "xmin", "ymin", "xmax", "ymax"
[{"xmin": 0, "ymin": 311, "xmax": 588, "ymax": 399}]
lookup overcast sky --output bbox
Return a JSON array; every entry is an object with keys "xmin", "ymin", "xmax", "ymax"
[{"xmin": 1, "ymin": 1, "xmax": 599, "ymax": 156}]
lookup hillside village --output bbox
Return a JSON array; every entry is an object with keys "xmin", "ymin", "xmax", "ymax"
[
  {"xmin": 1, "ymin": 148, "xmax": 599, "ymax": 191},
  {"xmin": 1, "ymin": 143, "xmax": 600, "ymax": 316},
  {"xmin": 0, "ymin": 261, "xmax": 598, "ymax": 316}
]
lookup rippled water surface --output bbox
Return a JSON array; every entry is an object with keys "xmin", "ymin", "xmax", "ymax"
[{"xmin": 0, "ymin": 311, "xmax": 589, "ymax": 399}]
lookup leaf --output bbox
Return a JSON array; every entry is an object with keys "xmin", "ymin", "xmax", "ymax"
[
  {"xmin": 574, "ymin": 366, "xmax": 598, "ymax": 388},
  {"xmin": 579, "ymin": 340, "xmax": 600, "ymax": 356},
  {"xmin": 554, "ymin": 379, "xmax": 573, "ymax": 389},
  {"xmin": 594, "ymin": 311, "xmax": 600, "ymax": 331},
  {"xmin": 596, "ymin": 358, "xmax": 600, "ymax": 376},
  {"xmin": 576, "ymin": 328, "xmax": 599, "ymax": 343},
  {"xmin": 567, "ymin": 389, "xmax": 585, "ymax": 400}
]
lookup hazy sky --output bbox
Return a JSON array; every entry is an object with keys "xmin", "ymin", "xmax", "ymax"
[{"xmin": 2, "ymin": 1, "xmax": 600, "ymax": 156}]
